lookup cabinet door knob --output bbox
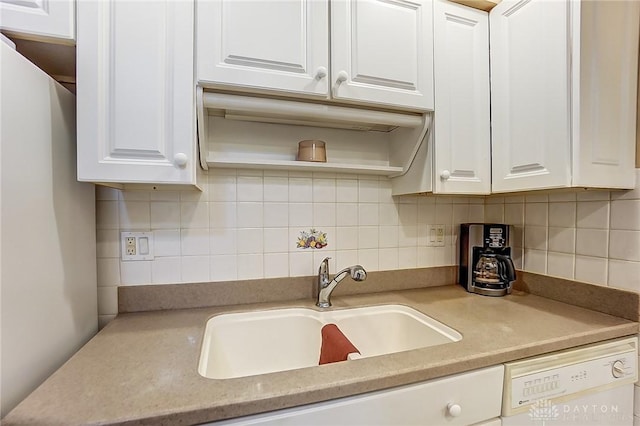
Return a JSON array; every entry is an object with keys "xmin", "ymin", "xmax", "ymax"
[
  {"xmin": 336, "ymin": 70, "xmax": 349, "ymax": 83},
  {"xmin": 174, "ymin": 153, "xmax": 188, "ymax": 168},
  {"xmin": 440, "ymin": 170, "xmax": 451, "ymax": 180},
  {"xmin": 447, "ymin": 403, "xmax": 462, "ymax": 417},
  {"xmin": 315, "ymin": 66, "xmax": 328, "ymax": 80}
]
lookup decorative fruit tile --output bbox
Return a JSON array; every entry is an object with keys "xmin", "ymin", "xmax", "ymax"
[{"xmin": 296, "ymin": 229, "xmax": 328, "ymax": 249}]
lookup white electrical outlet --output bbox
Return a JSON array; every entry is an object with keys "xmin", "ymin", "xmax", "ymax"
[
  {"xmin": 427, "ymin": 225, "xmax": 446, "ymax": 247},
  {"xmin": 121, "ymin": 232, "xmax": 154, "ymax": 261}
]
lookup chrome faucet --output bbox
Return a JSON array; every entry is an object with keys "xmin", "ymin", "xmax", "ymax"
[{"xmin": 316, "ymin": 257, "xmax": 367, "ymax": 308}]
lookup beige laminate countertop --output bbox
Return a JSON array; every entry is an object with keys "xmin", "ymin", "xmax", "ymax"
[{"xmin": 4, "ymin": 285, "xmax": 638, "ymax": 425}]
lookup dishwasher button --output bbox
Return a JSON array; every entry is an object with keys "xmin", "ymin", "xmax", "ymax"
[{"xmin": 612, "ymin": 360, "xmax": 625, "ymax": 378}]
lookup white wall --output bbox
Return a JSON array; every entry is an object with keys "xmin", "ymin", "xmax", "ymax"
[
  {"xmin": 1, "ymin": 44, "xmax": 97, "ymax": 417},
  {"xmin": 95, "ymin": 169, "xmax": 485, "ymax": 326}
]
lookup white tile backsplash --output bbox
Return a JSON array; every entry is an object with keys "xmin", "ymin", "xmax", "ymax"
[
  {"xmin": 576, "ymin": 201, "xmax": 609, "ymax": 229},
  {"xmin": 611, "ymin": 200, "xmax": 640, "ymax": 230},
  {"xmin": 288, "ymin": 178, "xmax": 313, "ymax": 202},
  {"xmin": 358, "ymin": 204, "xmax": 379, "ymax": 226},
  {"xmin": 236, "ymin": 254, "xmax": 264, "ymax": 280},
  {"xmin": 548, "ymin": 202, "xmax": 576, "ymax": 228},
  {"xmin": 210, "ymin": 175, "xmax": 236, "ymax": 201},
  {"xmin": 524, "ymin": 249, "xmax": 547, "ymax": 274},
  {"xmin": 313, "ymin": 179, "xmax": 336, "ymax": 202},
  {"xmin": 482, "ymin": 174, "xmax": 640, "ymax": 292},
  {"xmin": 336, "ymin": 226, "xmax": 359, "ymax": 250},
  {"xmin": 378, "ymin": 247, "xmax": 399, "ymax": 270},
  {"xmin": 358, "ymin": 226, "xmax": 379, "ymax": 249},
  {"xmin": 151, "ymin": 256, "xmax": 181, "ymax": 284},
  {"xmin": 336, "ymin": 179, "xmax": 358, "ymax": 202},
  {"xmin": 358, "ymin": 180, "xmax": 379, "ymax": 203},
  {"xmin": 263, "ymin": 228, "xmax": 289, "ymax": 253},
  {"xmin": 576, "ymin": 190, "xmax": 610, "ymax": 201},
  {"xmin": 97, "ymin": 287, "xmax": 118, "ymax": 315},
  {"xmin": 263, "ymin": 203, "xmax": 289, "ymax": 228},
  {"xmin": 210, "ymin": 202, "xmax": 236, "ymax": 229},
  {"xmin": 398, "ymin": 247, "xmax": 417, "ymax": 269},
  {"xmin": 547, "ymin": 252, "xmax": 575, "ymax": 279},
  {"xmin": 358, "ymin": 249, "xmax": 379, "ymax": 271},
  {"xmin": 181, "ymin": 229, "xmax": 210, "ymax": 256},
  {"xmin": 96, "ymin": 169, "xmax": 640, "ymax": 334},
  {"xmin": 288, "ymin": 203, "xmax": 313, "ymax": 227},
  {"xmin": 154, "ymin": 229, "xmax": 181, "ymax": 256},
  {"xmin": 237, "ymin": 176, "xmax": 264, "ymax": 202},
  {"xmin": 548, "ymin": 227, "xmax": 576, "ymax": 254},
  {"xmin": 181, "ymin": 202, "xmax": 209, "ymax": 229},
  {"xmin": 119, "ymin": 201, "xmax": 150, "ymax": 229},
  {"xmin": 210, "ymin": 228, "xmax": 236, "ymax": 255},
  {"xmin": 263, "ymin": 177, "xmax": 289, "ymax": 202},
  {"xmin": 525, "ymin": 203, "xmax": 548, "ymax": 227},
  {"xmin": 608, "ymin": 259, "xmax": 640, "ymax": 292},
  {"xmin": 96, "ymin": 230, "xmax": 120, "ymax": 258},
  {"xmin": 181, "ymin": 256, "xmax": 210, "ymax": 283},
  {"xmin": 524, "ymin": 226, "xmax": 548, "ymax": 251},
  {"xmin": 379, "ymin": 203, "xmax": 399, "ymax": 226},
  {"xmin": 289, "ymin": 251, "xmax": 313, "ymax": 277},
  {"xmin": 609, "ymin": 230, "xmax": 640, "ymax": 262},
  {"xmin": 237, "ymin": 202, "xmax": 263, "ymax": 228},
  {"xmin": 484, "ymin": 204, "xmax": 504, "ymax": 223},
  {"xmin": 237, "ymin": 228, "xmax": 263, "ymax": 254},
  {"xmin": 575, "ymin": 228, "xmax": 609, "ymax": 258},
  {"xmin": 97, "ymin": 258, "xmax": 120, "ymax": 287},
  {"xmin": 263, "ymin": 253, "xmax": 289, "ymax": 278},
  {"xmin": 575, "ymin": 255, "xmax": 608, "ymax": 285},
  {"xmin": 96, "ymin": 201, "xmax": 119, "ymax": 229},
  {"xmin": 120, "ymin": 261, "xmax": 152, "ymax": 285},
  {"xmin": 504, "ymin": 203, "xmax": 524, "ymax": 226},
  {"xmin": 210, "ymin": 254, "xmax": 237, "ymax": 282},
  {"xmin": 314, "ymin": 203, "xmax": 336, "ymax": 227},
  {"xmin": 150, "ymin": 202, "xmax": 180, "ymax": 229}
]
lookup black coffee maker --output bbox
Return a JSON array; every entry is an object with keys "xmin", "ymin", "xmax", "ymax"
[{"xmin": 459, "ymin": 223, "xmax": 516, "ymax": 296}]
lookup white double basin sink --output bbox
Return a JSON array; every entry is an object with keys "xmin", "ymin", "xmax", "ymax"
[{"xmin": 198, "ymin": 304, "xmax": 462, "ymax": 380}]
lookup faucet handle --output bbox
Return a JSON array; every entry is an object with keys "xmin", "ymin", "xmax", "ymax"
[{"xmin": 318, "ymin": 257, "xmax": 331, "ymax": 274}]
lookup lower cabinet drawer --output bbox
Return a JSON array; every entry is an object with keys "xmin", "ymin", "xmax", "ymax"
[{"xmin": 210, "ymin": 365, "xmax": 505, "ymax": 425}]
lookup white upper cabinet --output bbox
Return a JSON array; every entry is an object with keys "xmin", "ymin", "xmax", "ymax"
[
  {"xmin": 490, "ymin": 0, "xmax": 639, "ymax": 193},
  {"xmin": 0, "ymin": 0, "xmax": 74, "ymax": 43},
  {"xmin": 331, "ymin": 0, "xmax": 433, "ymax": 110},
  {"xmin": 197, "ymin": 0, "xmax": 434, "ymax": 111},
  {"xmin": 77, "ymin": 0, "xmax": 199, "ymax": 188},
  {"xmin": 197, "ymin": 0, "xmax": 329, "ymax": 98},
  {"xmin": 432, "ymin": 0, "xmax": 490, "ymax": 194}
]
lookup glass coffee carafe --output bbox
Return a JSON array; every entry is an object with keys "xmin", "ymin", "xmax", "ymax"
[{"xmin": 473, "ymin": 253, "xmax": 516, "ymax": 286}]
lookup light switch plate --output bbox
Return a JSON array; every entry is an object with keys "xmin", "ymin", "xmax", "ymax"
[
  {"xmin": 121, "ymin": 232, "xmax": 154, "ymax": 261},
  {"xmin": 427, "ymin": 225, "xmax": 446, "ymax": 247}
]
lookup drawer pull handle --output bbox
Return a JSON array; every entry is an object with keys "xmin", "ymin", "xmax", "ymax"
[{"xmin": 447, "ymin": 403, "xmax": 462, "ymax": 417}]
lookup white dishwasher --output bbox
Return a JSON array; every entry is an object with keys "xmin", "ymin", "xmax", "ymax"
[{"xmin": 502, "ymin": 337, "xmax": 637, "ymax": 426}]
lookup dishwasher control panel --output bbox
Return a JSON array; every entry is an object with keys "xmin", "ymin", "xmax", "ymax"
[{"xmin": 503, "ymin": 337, "xmax": 638, "ymax": 415}]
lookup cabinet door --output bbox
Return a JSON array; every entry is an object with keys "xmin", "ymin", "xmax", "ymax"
[
  {"xmin": 490, "ymin": 0, "xmax": 571, "ymax": 193},
  {"xmin": 197, "ymin": 0, "xmax": 329, "ymax": 98},
  {"xmin": 572, "ymin": 0, "xmax": 639, "ymax": 189},
  {"xmin": 433, "ymin": 0, "xmax": 490, "ymax": 194},
  {"xmin": 0, "ymin": 0, "xmax": 74, "ymax": 42},
  {"xmin": 331, "ymin": 0, "xmax": 433, "ymax": 111},
  {"xmin": 77, "ymin": 0, "xmax": 197, "ymax": 186},
  {"xmin": 207, "ymin": 366, "xmax": 504, "ymax": 426}
]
